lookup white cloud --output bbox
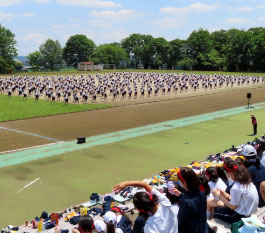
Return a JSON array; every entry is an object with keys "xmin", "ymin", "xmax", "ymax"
[
  {"xmin": 258, "ymin": 16, "xmax": 265, "ymax": 22},
  {"xmin": 22, "ymin": 33, "xmax": 49, "ymax": 44},
  {"xmin": 256, "ymin": 5, "xmax": 265, "ymax": 9},
  {"xmin": 88, "ymin": 9, "xmax": 138, "ymax": 23},
  {"xmin": 0, "ymin": 0, "xmax": 21, "ymax": 6},
  {"xmin": 160, "ymin": 3, "xmax": 219, "ymax": 15},
  {"xmin": 56, "ymin": 0, "xmax": 122, "ymax": 8},
  {"xmin": 22, "ymin": 12, "xmax": 34, "ymax": 17},
  {"xmin": 227, "ymin": 6, "xmax": 254, "ymax": 11},
  {"xmin": 152, "ymin": 17, "xmax": 185, "ymax": 29},
  {"xmin": 68, "ymin": 18, "xmax": 79, "ymax": 22},
  {"xmin": 33, "ymin": 0, "xmax": 50, "ymax": 2},
  {"xmin": 0, "ymin": 12, "xmax": 15, "ymax": 21},
  {"xmin": 225, "ymin": 17, "xmax": 250, "ymax": 24},
  {"xmin": 236, "ymin": 6, "xmax": 254, "ymax": 11}
]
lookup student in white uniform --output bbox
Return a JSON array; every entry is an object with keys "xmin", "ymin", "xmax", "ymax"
[
  {"xmin": 205, "ymin": 167, "xmax": 227, "ymax": 199},
  {"xmin": 209, "ymin": 159, "xmax": 259, "ymax": 223},
  {"xmin": 113, "ymin": 180, "xmax": 178, "ymax": 233}
]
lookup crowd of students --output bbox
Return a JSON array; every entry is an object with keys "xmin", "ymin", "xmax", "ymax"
[{"xmin": 0, "ymin": 73, "xmax": 264, "ymax": 103}]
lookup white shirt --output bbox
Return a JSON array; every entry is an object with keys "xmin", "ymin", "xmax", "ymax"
[
  {"xmin": 208, "ymin": 178, "xmax": 227, "ymax": 199},
  {"xmin": 144, "ymin": 188, "xmax": 178, "ymax": 233},
  {"xmin": 261, "ymin": 151, "xmax": 265, "ymax": 167},
  {"xmin": 230, "ymin": 182, "xmax": 259, "ymax": 216}
]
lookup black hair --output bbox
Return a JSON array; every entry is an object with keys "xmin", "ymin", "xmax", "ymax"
[
  {"xmin": 133, "ymin": 192, "xmax": 158, "ymax": 221},
  {"xmin": 198, "ymin": 173, "xmax": 210, "ymax": 196},
  {"xmin": 106, "ymin": 222, "xmax": 115, "ymax": 233},
  {"xmin": 206, "ymin": 167, "xmax": 219, "ymax": 183},
  {"xmin": 78, "ymin": 215, "xmax": 94, "ymax": 233},
  {"xmin": 166, "ymin": 183, "xmax": 181, "ymax": 205},
  {"xmin": 179, "ymin": 167, "xmax": 200, "ymax": 193},
  {"xmin": 216, "ymin": 166, "xmax": 228, "ymax": 184}
]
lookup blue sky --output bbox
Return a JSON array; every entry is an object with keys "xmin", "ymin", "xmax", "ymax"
[{"xmin": 1, "ymin": 0, "xmax": 265, "ymax": 55}]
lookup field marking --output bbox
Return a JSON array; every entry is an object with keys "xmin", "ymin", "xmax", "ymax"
[
  {"xmin": 17, "ymin": 178, "xmax": 40, "ymax": 193},
  {"xmin": 0, "ymin": 101, "xmax": 265, "ymax": 168},
  {"xmin": 0, "ymin": 142, "xmax": 63, "ymax": 155},
  {"xmin": 0, "ymin": 127, "xmax": 61, "ymax": 142}
]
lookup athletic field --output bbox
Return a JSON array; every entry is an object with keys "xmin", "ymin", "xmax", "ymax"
[{"xmin": 0, "ymin": 73, "xmax": 264, "ymax": 227}]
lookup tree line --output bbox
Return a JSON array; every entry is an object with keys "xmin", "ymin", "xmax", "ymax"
[{"xmin": 1, "ymin": 23, "xmax": 265, "ymax": 73}]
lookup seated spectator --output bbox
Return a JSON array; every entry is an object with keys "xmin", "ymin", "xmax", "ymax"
[
  {"xmin": 242, "ymin": 144, "xmax": 265, "ymax": 207},
  {"xmin": 205, "ymin": 167, "xmax": 227, "ymax": 199},
  {"xmin": 176, "ymin": 167, "xmax": 207, "ymax": 233},
  {"xmin": 103, "ymin": 211, "xmax": 123, "ymax": 233},
  {"xmin": 208, "ymin": 159, "xmax": 259, "ymax": 224},
  {"xmin": 72, "ymin": 215, "xmax": 94, "ymax": 233},
  {"xmin": 113, "ymin": 180, "xmax": 178, "ymax": 233},
  {"xmin": 111, "ymin": 207, "xmax": 132, "ymax": 233}
]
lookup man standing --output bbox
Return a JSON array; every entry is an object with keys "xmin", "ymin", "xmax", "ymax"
[{"xmin": 251, "ymin": 115, "xmax": 257, "ymax": 135}]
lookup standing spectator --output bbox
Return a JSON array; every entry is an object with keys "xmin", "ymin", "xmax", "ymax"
[{"xmin": 251, "ymin": 115, "xmax": 257, "ymax": 135}]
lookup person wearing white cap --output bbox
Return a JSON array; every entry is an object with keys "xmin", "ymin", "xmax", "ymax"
[
  {"xmin": 243, "ymin": 144, "xmax": 265, "ymax": 207},
  {"xmin": 94, "ymin": 220, "xmax": 106, "ymax": 233},
  {"xmin": 103, "ymin": 211, "xmax": 123, "ymax": 233}
]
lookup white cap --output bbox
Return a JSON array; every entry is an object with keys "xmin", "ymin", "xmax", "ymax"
[
  {"xmin": 94, "ymin": 220, "xmax": 106, "ymax": 233},
  {"xmin": 103, "ymin": 211, "xmax": 117, "ymax": 224},
  {"xmin": 242, "ymin": 145, "xmax": 257, "ymax": 157}
]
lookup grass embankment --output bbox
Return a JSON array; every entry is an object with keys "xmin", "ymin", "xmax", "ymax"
[
  {"xmin": 0, "ymin": 94, "xmax": 111, "ymax": 122},
  {"xmin": 0, "ymin": 107, "xmax": 264, "ymax": 227}
]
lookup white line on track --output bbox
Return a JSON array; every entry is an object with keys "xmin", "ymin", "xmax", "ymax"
[
  {"xmin": 0, "ymin": 141, "xmax": 64, "ymax": 155},
  {"xmin": 18, "ymin": 178, "xmax": 40, "ymax": 193}
]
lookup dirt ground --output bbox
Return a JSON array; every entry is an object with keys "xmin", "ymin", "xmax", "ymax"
[{"xmin": 0, "ymin": 85, "xmax": 264, "ymax": 153}]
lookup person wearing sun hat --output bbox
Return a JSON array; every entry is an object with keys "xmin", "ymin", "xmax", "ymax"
[{"xmin": 243, "ymin": 144, "xmax": 265, "ymax": 207}]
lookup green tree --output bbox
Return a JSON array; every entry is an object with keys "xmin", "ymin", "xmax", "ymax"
[
  {"xmin": 168, "ymin": 39, "xmax": 185, "ymax": 69},
  {"xmin": 249, "ymin": 28, "xmax": 265, "ymax": 71},
  {"xmin": 224, "ymin": 29, "xmax": 253, "ymax": 71},
  {"xmin": 63, "ymin": 34, "xmax": 95, "ymax": 67},
  {"xmin": 92, "ymin": 44, "xmax": 128, "ymax": 66},
  {"xmin": 149, "ymin": 37, "xmax": 170, "ymax": 69},
  {"xmin": 121, "ymin": 34, "xmax": 153, "ymax": 68},
  {"xmin": 27, "ymin": 51, "xmax": 42, "ymax": 70},
  {"xmin": 39, "ymin": 39, "xmax": 63, "ymax": 71},
  {"xmin": 0, "ymin": 24, "xmax": 17, "ymax": 73}
]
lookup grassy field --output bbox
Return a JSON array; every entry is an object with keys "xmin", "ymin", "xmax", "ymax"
[
  {"xmin": 1, "ymin": 69, "xmax": 265, "ymax": 77},
  {"xmin": 0, "ymin": 107, "xmax": 264, "ymax": 227},
  {"xmin": 0, "ymin": 94, "xmax": 111, "ymax": 122}
]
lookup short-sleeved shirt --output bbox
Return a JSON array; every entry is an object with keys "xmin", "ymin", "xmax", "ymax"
[
  {"xmin": 144, "ymin": 188, "xmax": 178, "ymax": 233},
  {"xmin": 208, "ymin": 178, "xmax": 227, "ymax": 199},
  {"xmin": 230, "ymin": 182, "xmax": 259, "ymax": 216}
]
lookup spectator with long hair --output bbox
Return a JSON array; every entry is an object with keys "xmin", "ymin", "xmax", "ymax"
[
  {"xmin": 113, "ymin": 180, "xmax": 178, "ymax": 233},
  {"xmin": 205, "ymin": 167, "xmax": 227, "ymax": 199},
  {"xmin": 208, "ymin": 159, "xmax": 259, "ymax": 223},
  {"xmin": 176, "ymin": 167, "xmax": 207, "ymax": 233}
]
